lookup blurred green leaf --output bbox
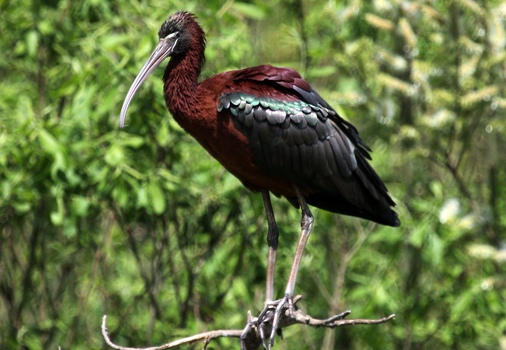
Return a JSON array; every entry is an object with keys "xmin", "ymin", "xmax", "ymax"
[
  {"xmin": 38, "ymin": 129, "xmax": 60, "ymax": 156},
  {"xmin": 26, "ymin": 30, "xmax": 39, "ymax": 58},
  {"xmin": 147, "ymin": 180, "xmax": 165, "ymax": 215},
  {"xmin": 307, "ymin": 65, "xmax": 336, "ymax": 79},
  {"xmin": 105, "ymin": 144, "xmax": 125, "ymax": 166},
  {"xmin": 231, "ymin": 3, "xmax": 266, "ymax": 20},
  {"xmin": 408, "ymin": 224, "xmax": 427, "ymax": 248},
  {"xmin": 50, "ymin": 195, "xmax": 64, "ymax": 226}
]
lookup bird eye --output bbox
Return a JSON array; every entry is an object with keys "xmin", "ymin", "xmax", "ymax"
[{"xmin": 165, "ymin": 31, "xmax": 180, "ymax": 39}]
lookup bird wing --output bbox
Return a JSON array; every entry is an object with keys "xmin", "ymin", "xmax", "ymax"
[{"xmin": 217, "ymin": 65, "xmax": 398, "ymax": 225}]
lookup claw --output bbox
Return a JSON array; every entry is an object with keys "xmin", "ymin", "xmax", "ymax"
[
  {"xmin": 241, "ymin": 304, "xmax": 277, "ymax": 350},
  {"xmin": 268, "ymin": 294, "xmax": 294, "ymax": 348},
  {"xmin": 259, "ymin": 308, "xmax": 274, "ymax": 349},
  {"xmin": 243, "ymin": 295, "xmax": 302, "ymax": 349}
]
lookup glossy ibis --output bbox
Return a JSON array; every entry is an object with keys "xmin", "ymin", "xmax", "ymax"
[{"xmin": 120, "ymin": 11, "xmax": 400, "ymax": 348}]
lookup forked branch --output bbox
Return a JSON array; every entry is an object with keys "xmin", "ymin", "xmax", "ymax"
[{"xmin": 102, "ymin": 297, "xmax": 395, "ymax": 350}]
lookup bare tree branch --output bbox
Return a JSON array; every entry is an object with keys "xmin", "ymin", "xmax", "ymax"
[
  {"xmin": 102, "ymin": 315, "xmax": 242, "ymax": 350},
  {"xmin": 102, "ymin": 298, "xmax": 395, "ymax": 350}
]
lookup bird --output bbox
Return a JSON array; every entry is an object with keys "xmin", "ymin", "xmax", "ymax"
[{"xmin": 119, "ymin": 11, "xmax": 400, "ymax": 348}]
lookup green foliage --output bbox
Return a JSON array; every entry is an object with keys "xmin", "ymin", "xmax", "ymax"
[{"xmin": 1, "ymin": 0, "xmax": 505, "ymax": 349}]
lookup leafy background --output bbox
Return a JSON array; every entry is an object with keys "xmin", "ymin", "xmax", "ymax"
[{"xmin": 1, "ymin": 0, "xmax": 505, "ymax": 349}]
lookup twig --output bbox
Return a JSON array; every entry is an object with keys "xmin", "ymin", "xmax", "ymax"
[{"xmin": 102, "ymin": 315, "xmax": 243, "ymax": 350}]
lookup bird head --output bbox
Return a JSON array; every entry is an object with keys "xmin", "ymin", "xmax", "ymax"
[{"xmin": 119, "ymin": 11, "xmax": 202, "ymax": 128}]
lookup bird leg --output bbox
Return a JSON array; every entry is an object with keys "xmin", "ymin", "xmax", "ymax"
[
  {"xmin": 268, "ymin": 185, "xmax": 314, "ymax": 348},
  {"xmin": 262, "ymin": 190, "xmax": 278, "ymax": 303},
  {"xmin": 243, "ymin": 187, "xmax": 313, "ymax": 349},
  {"xmin": 283, "ymin": 185, "xmax": 313, "ymax": 300},
  {"xmin": 240, "ymin": 191, "xmax": 279, "ymax": 349}
]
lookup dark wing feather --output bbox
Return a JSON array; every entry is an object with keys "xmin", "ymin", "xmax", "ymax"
[{"xmin": 218, "ymin": 65, "xmax": 400, "ymax": 226}]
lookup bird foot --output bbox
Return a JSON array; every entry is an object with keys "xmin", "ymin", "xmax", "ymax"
[{"xmin": 240, "ymin": 295, "xmax": 301, "ymax": 349}]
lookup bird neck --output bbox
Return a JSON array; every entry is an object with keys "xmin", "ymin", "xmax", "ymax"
[{"xmin": 163, "ymin": 43, "xmax": 205, "ymax": 119}]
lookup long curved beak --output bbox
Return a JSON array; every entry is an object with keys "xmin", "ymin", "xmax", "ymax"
[{"xmin": 119, "ymin": 37, "xmax": 177, "ymax": 128}]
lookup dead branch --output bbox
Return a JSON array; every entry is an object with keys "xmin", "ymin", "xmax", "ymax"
[
  {"xmin": 102, "ymin": 296, "xmax": 395, "ymax": 350},
  {"xmin": 102, "ymin": 315, "xmax": 243, "ymax": 350}
]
